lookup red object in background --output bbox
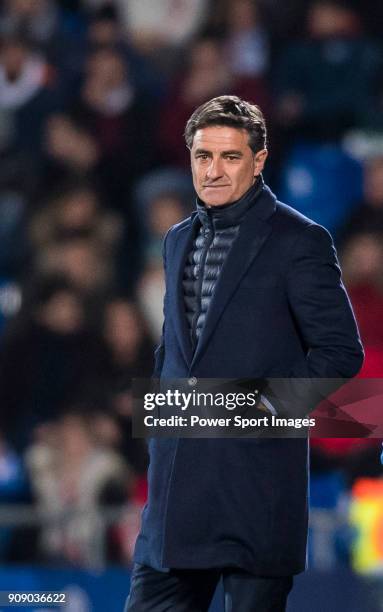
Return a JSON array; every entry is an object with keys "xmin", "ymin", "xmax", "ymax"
[
  {"xmin": 310, "ymin": 437, "xmax": 378, "ymax": 455},
  {"xmin": 132, "ymin": 476, "xmax": 148, "ymax": 505},
  {"xmin": 348, "ymin": 284, "xmax": 383, "ymax": 357},
  {"xmin": 358, "ymin": 346, "xmax": 383, "ymax": 377},
  {"xmin": 311, "ymin": 282, "xmax": 383, "ymax": 455}
]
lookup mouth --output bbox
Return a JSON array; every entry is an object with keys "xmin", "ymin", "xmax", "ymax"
[{"xmin": 203, "ymin": 184, "xmax": 230, "ymax": 189}]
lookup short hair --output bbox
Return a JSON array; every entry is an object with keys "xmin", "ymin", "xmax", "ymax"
[{"xmin": 184, "ymin": 95, "xmax": 267, "ymax": 153}]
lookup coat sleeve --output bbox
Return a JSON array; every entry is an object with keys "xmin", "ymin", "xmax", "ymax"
[
  {"xmin": 264, "ymin": 223, "xmax": 364, "ymax": 417},
  {"xmin": 152, "ymin": 228, "xmax": 171, "ymax": 379},
  {"xmin": 287, "ymin": 224, "xmax": 364, "ymax": 378}
]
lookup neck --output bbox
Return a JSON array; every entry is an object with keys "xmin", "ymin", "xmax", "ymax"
[{"xmin": 196, "ymin": 176, "xmax": 264, "ymax": 229}]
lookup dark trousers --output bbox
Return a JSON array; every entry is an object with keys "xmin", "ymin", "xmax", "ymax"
[{"xmin": 125, "ymin": 564, "xmax": 293, "ymax": 612}]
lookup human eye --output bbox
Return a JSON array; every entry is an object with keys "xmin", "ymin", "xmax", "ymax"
[{"xmin": 196, "ymin": 153, "xmax": 209, "ymax": 160}]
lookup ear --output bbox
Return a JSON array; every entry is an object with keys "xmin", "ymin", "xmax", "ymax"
[{"xmin": 254, "ymin": 149, "xmax": 268, "ymax": 176}]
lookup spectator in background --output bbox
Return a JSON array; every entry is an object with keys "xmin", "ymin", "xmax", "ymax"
[
  {"xmin": 40, "ymin": 112, "xmax": 101, "ymax": 204},
  {"xmin": 28, "ymin": 181, "xmax": 124, "ymax": 295},
  {"xmin": 28, "ymin": 181, "xmax": 121, "ymax": 275},
  {"xmin": 210, "ymin": 0, "xmax": 269, "ymax": 79},
  {"xmin": 115, "ymin": 0, "xmax": 208, "ymax": 57},
  {"xmin": 87, "ymin": 4, "xmax": 123, "ymax": 47},
  {"xmin": 0, "ymin": 276, "xmax": 109, "ymax": 451},
  {"xmin": 71, "ymin": 45, "xmax": 155, "ymax": 208},
  {"xmin": 274, "ymin": 0, "xmax": 381, "ymax": 141},
  {"xmin": 65, "ymin": 45, "xmax": 155, "ymax": 286},
  {"xmin": 137, "ymin": 191, "xmax": 187, "ymax": 341},
  {"xmin": 34, "ymin": 235, "xmax": 115, "ymax": 297},
  {"xmin": 158, "ymin": 35, "xmax": 270, "ymax": 167},
  {"xmin": 86, "ymin": 4, "xmax": 165, "ymax": 100},
  {"xmin": 102, "ymin": 298, "xmax": 153, "ymax": 474},
  {"xmin": 0, "ymin": 35, "xmax": 60, "ymax": 155},
  {"xmin": 29, "ymin": 181, "xmax": 121, "ymax": 245},
  {"xmin": 103, "ymin": 297, "xmax": 154, "ymax": 388},
  {"xmin": 339, "ymin": 156, "xmax": 383, "ymax": 242},
  {"xmin": 25, "ymin": 411, "xmax": 132, "ymax": 565},
  {"xmin": 248, "ymin": 0, "xmax": 308, "ymax": 49},
  {"xmin": 0, "ymin": 0, "xmax": 59, "ymax": 51},
  {"xmin": 341, "ymin": 232, "xmax": 383, "ymax": 377},
  {"xmin": 0, "ymin": 0, "xmax": 86, "ymax": 86},
  {"xmin": 37, "ymin": 110, "xmax": 144, "ymax": 295}
]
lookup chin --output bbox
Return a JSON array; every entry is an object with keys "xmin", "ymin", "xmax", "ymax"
[
  {"xmin": 205, "ymin": 199, "xmax": 228, "ymax": 207},
  {"xmin": 204, "ymin": 194, "xmax": 235, "ymax": 207}
]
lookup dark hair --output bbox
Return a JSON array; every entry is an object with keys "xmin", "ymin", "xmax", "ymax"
[
  {"xmin": 184, "ymin": 95, "xmax": 267, "ymax": 153},
  {"xmin": 91, "ymin": 4, "xmax": 119, "ymax": 23}
]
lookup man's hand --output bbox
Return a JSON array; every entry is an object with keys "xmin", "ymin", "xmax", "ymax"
[
  {"xmin": 257, "ymin": 401, "xmax": 270, "ymax": 413},
  {"xmin": 258, "ymin": 395, "xmax": 277, "ymax": 416}
]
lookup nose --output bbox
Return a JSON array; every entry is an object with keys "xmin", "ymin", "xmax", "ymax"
[{"xmin": 206, "ymin": 157, "xmax": 224, "ymax": 180}]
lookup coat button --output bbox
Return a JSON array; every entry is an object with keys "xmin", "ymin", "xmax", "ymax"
[{"xmin": 188, "ymin": 376, "xmax": 197, "ymax": 386}]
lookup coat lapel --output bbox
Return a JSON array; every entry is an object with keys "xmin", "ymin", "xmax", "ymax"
[{"xmin": 191, "ymin": 192, "xmax": 275, "ymax": 368}]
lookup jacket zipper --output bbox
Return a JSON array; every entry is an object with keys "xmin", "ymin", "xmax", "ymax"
[{"xmin": 191, "ymin": 217, "xmax": 214, "ymax": 348}]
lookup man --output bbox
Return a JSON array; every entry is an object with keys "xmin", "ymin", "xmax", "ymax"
[{"xmin": 125, "ymin": 96, "xmax": 363, "ymax": 611}]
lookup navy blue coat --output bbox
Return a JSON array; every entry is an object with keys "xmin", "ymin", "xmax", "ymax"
[{"xmin": 134, "ymin": 184, "xmax": 363, "ymax": 576}]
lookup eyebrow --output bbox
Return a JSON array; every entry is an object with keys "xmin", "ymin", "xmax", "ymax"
[{"xmin": 194, "ymin": 148, "xmax": 244, "ymax": 157}]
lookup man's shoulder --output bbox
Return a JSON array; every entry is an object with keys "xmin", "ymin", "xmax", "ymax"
[
  {"xmin": 259, "ymin": 184, "xmax": 327, "ymax": 238},
  {"xmin": 274, "ymin": 200, "xmax": 316, "ymax": 231},
  {"xmin": 272, "ymin": 199, "xmax": 333, "ymax": 240},
  {"xmin": 171, "ymin": 214, "xmax": 196, "ymax": 232},
  {"xmin": 269, "ymin": 200, "xmax": 338, "ymax": 268},
  {"xmin": 165, "ymin": 213, "xmax": 196, "ymax": 241}
]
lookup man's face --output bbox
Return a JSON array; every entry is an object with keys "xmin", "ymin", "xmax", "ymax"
[{"xmin": 190, "ymin": 126, "xmax": 267, "ymax": 206}]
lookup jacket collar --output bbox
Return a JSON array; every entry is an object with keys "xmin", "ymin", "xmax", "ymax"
[
  {"xmin": 196, "ymin": 175, "xmax": 265, "ymax": 229},
  {"xmin": 171, "ymin": 182, "xmax": 277, "ymax": 368}
]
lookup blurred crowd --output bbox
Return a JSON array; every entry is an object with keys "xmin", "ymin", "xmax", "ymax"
[{"xmin": 0, "ymin": 0, "xmax": 382, "ymax": 568}]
